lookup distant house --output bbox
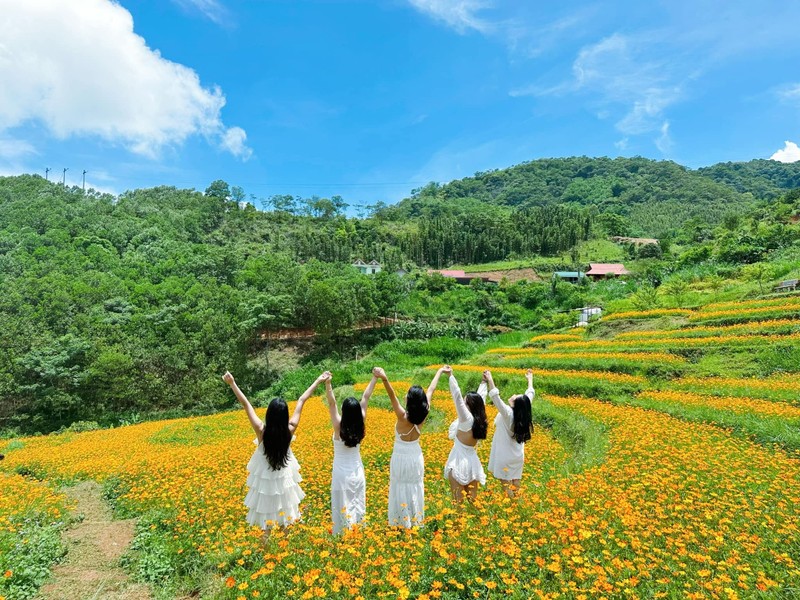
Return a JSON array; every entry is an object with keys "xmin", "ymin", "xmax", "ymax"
[
  {"xmin": 575, "ymin": 306, "xmax": 602, "ymax": 326},
  {"xmin": 395, "ymin": 268, "xmax": 408, "ymax": 277},
  {"xmin": 610, "ymin": 236, "xmax": 660, "ymax": 247},
  {"xmin": 352, "ymin": 259, "xmax": 382, "ymax": 275},
  {"xmin": 428, "ymin": 269, "xmax": 494, "ymax": 285},
  {"xmin": 586, "ymin": 263, "xmax": 630, "ymax": 280},
  {"xmin": 774, "ymin": 279, "xmax": 799, "ymax": 293},
  {"xmin": 553, "ymin": 271, "xmax": 586, "ymax": 284}
]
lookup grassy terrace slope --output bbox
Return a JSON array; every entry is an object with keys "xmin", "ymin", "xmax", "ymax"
[{"xmin": 3, "ymin": 293, "xmax": 800, "ymax": 598}]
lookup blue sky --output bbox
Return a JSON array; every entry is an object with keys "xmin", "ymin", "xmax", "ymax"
[{"xmin": 2, "ymin": 0, "xmax": 800, "ymax": 210}]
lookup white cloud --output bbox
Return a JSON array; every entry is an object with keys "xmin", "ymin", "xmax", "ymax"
[
  {"xmin": 0, "ymin": 137, "xmax": 37, "ymax": 160},
  {"xmin": 614, "ymin": 138, "xmax": 629, "ymax": 151},
  {"xmin": 406, "ymin": 0, "xmax": 492, "ymax": 34},
  {"xmin": 0, "ymin": 0, "xmax": 249, "ymax": 159},
  {"xmin": 220, "ymin": 126, "xmax": 252, "ymax": 160},
  {"xmin": 655, "ymin": 121, "xmax": 673, "ymax": 155},
  {"xmin": 776, "ymin": 84, "xmax": 800, "ymax": 103},
  {"xmin": 171, "ymin": 0, "xmax": 230, "ymax": 26},
  {"xmin": 770, "ymin": 141, "xmax": 800, "ymax": 163},
  {"xmin": 571, "ymin": 34, "xmax": 683, "ymax": 136}
]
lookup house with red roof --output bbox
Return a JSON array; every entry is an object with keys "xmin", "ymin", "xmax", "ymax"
[{"xmin": 585, "ymin": 263, "xmax": 631, "ymax": 280}]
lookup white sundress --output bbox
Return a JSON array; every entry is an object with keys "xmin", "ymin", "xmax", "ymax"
[
  {"xmin": 388, "ymin": 424, "xmax": 425, "ymax": 528},
  {"xmin": 482, "ymin": 383, "xmax": 535, "ymax": 481},
  {"xmin": 331, "ymin": 436, "xmax": 366, "ymax": 535},
  {"xmin": 244, "ymin": 440, "xmax": 304, "ymax": 529},
  {"xmin": 443, "ymin": 375, "xmax": 486, "ymax": 486}
]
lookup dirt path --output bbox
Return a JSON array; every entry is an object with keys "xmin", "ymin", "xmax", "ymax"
[{"xmin": 38, "ymin": 481, "xmax": 151, "ymax": 600}]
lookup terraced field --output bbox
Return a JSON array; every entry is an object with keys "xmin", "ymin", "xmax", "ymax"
[{"xmin": 2, "ymin": 295, "xmax": 800, "ymax": 598}]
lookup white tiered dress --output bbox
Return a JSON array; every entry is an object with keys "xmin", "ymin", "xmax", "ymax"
[
  {"xmin": 482, "ymin": 382, "xmax": 535, "ymax": 481},
  {"xmin": 388, "ymin": 424, "xmax": 425, "ymax": 528},
  {"xmin": 244, "ymin": 440, "xmax": 304, "ymax": 529},
  {"xmin": 331, "ymin": 436, "xmax": 366, "ymax": 535},
  {"xmin": 443, "ymin": 375, "xmax": 486, "ymax": 486}
]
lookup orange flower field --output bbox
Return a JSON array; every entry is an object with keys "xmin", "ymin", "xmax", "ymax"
[
  {"xmin": 3, "ymin": 295, "xmax": 800, "ymax": 599},
  {"xmin": 613, "ymin": 318, "xmax": 800, "ymax": 340},
  {"xmin": 549, "ymin": 332, "xmax": 800, "ymax": 351},
  {"xmin": 637, "ymin": 390, "xmax": 800, "ymax": 420},
  {"xmin": 487, "ymin": 349, "xmax": 686, "ymax": 365},
  {"xmin": 602, "ymin": 308, "xmax": 693, "ymax": 321}
]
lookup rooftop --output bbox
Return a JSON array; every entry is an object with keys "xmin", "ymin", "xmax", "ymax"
[{"xmin": 586, "ymin": 263, "xmax": 630, "ymax": 276}]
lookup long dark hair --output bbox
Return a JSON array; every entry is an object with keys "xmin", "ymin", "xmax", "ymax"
[
  {"xmin": 340, "ymin": 397, "xmax": 365, "ymax": 448},
  {"xmin": 465, "ymin": 392, "xmax": 488, "ymax": 440},
  {"xmin": 511, "ymin": 395, "xmax": 533, "ymax": 444},
  {"xmin": 262, "ymin": 398, "xmax": 291, "ymax": 470},
  {"xmin": 405, "ymin": 385, "xmax": 429, "ymax": 425}
]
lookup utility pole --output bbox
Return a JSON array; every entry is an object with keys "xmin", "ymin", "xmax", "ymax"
[
  {"xmin": 45, "ymin": 167, "xmax": 50, "ymax": 181},
  {"xmin": 82, "ymin": 170, "xmax": 87, "ymax": 192},
  {"xmin": 62, "ymin": 168, "xmax": 68, "ymax": 185}
]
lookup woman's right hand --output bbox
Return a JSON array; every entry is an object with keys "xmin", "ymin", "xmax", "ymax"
[
  {"xmin": 442, "ymin": 364, "xmax": 453, "ymax": 376},
  {"xmin": 319, "ymin": 371, "xmax": 332, "ymax": 383},
  {"xmin": 372, "ymin": 366, "xmax": 387, "ymax": 380},
  {"xmin": 222, "ymin": 371, "xmax": 234, "ymax": 386}
]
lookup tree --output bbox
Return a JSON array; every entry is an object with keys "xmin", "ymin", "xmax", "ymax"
[
  {"xmin": 205, "ymin": 180, "xmax": 231, "ymax": 200},
  {"xmin": 631, "ymin": 285, "xmax": 660, "ymax": 311},
  {"xmin": 662, "ymin": 279, "xmax": 689, "ymax": 307}
]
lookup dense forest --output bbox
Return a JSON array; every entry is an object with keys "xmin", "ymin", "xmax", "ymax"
[
  {"xmin": 2, "ymin": 156, "xmax": 799, "ymax": 433},
  {"xmin": 384, "ymin": 157, "xmax": 800, "ymax": 238}
]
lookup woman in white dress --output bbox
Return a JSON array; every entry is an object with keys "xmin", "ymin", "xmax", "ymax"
[
  {"xmin": 378, "ymin": 365, "xmax": 446, "ymax": 528},
  {"xmin": 480, "ymin": 368, "xmax": 534, "ymax": 498},
  {"xmin": 324, "ymin": 370, "xmax": 377, "ymax": 535},
  {"xmin": 223, "ymin": 370, "xmax": 324, "ymax": 534},
  {"xmin": 443, "ymin": 366, "xmax": 488, "ymax": 504}
]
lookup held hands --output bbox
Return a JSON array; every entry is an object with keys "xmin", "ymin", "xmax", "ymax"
[
  {"xmin": 483, "ymin": 369, "xmax": 494, "ymax": 388},
  {"xmin": 441, "ymin": 364, "xmax": 453, "ymax": 376},
  {"xmin": 318, "ymin": 371, "xmax": 332, "ymax": 385},
  {"xmin": 372, "ymin": 367, "xmax": 387, "ymax": 381},
  {"xmin": 222, "ymin": 371, "xmax": 235, "ymax": 386}
]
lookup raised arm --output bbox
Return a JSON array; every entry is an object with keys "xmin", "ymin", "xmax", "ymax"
[
  {"xmin": 289, "ymin": 372, "xmax": 327, "ymax": 434},
  {"xmin": 322, "ymin": 372, "xmax": 340, "ymax": 436},
  {"xmin": 360, "ymin": 371, "xmax": 379, "ymax": 417},
  {"xmin": 484, "ymin": 369, "xmax": 512, "ymax": 420},
  {"xmin": 223, "ymin": 371, "xmax": 263, "ymax": 438},
  {"xmin": 477, "ymin": 371, "xmax": 488, "ymax": 402},
  {"xmin": 446, "ymin": 366, "xmax": 472, "ymax": 424},
  {"xmin": 426, "ymin": 366, "xmax": 446, "ymax": 404},
  {"xmin": 524, "ymin": 368, "xmax": 535, "ymax": 401},
  {"xmin": 375, "ymin": 367, "xmax": 404, "ymax": 420}
]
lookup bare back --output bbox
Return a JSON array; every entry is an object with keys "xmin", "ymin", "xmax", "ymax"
[{"xmin": 396, "ymin": 415, "xmax": 423, "ymax": 442}]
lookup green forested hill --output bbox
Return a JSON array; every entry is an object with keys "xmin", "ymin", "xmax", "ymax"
[
  {"xmin": 384, "ymin": 156, "xmax": 792, "ymax": 237},
  {"xmin": 697, "ymin": 159, "xmax": 800, "ymax": 199}
]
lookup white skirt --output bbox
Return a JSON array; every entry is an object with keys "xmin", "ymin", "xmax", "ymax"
[
  {"xmin": 488, "ymin": 416, "xmax": 525, "ymax": 480},
  {"xmin": 388, "ymin": 439, "xmax": 425, "ymax": 528},
  {"xmin": 444, "ymin": 438, "xmax": 486, "ymax": 486},
  {"xmin": 244, "ymin": 444, "xmax": 304, "ymax": 529},
  {"xmin": 331, "ymin": 439, "xmax": 366, "ymax": 535}
]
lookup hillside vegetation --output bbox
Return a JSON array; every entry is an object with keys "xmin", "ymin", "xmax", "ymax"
[
  {"xmin": 1, "ymin": 157, "xmax": 800, "ymax": 434},
  {"xmin": 385, "ymin": 156, "xmax": 800, "ymax": 237}
]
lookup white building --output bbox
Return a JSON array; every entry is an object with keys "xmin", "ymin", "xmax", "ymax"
[{"xmin": 352, "ymin": 259, "xmax": 382, "ymax": 275}]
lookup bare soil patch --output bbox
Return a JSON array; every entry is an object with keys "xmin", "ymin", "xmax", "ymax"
[
  {"xmin": 464, "ymin": 267, "xmax": 541, "ymax": 283},
  {"xmin": 38, "ymin": 481, "xmax": 151, "ymax": 600}
]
